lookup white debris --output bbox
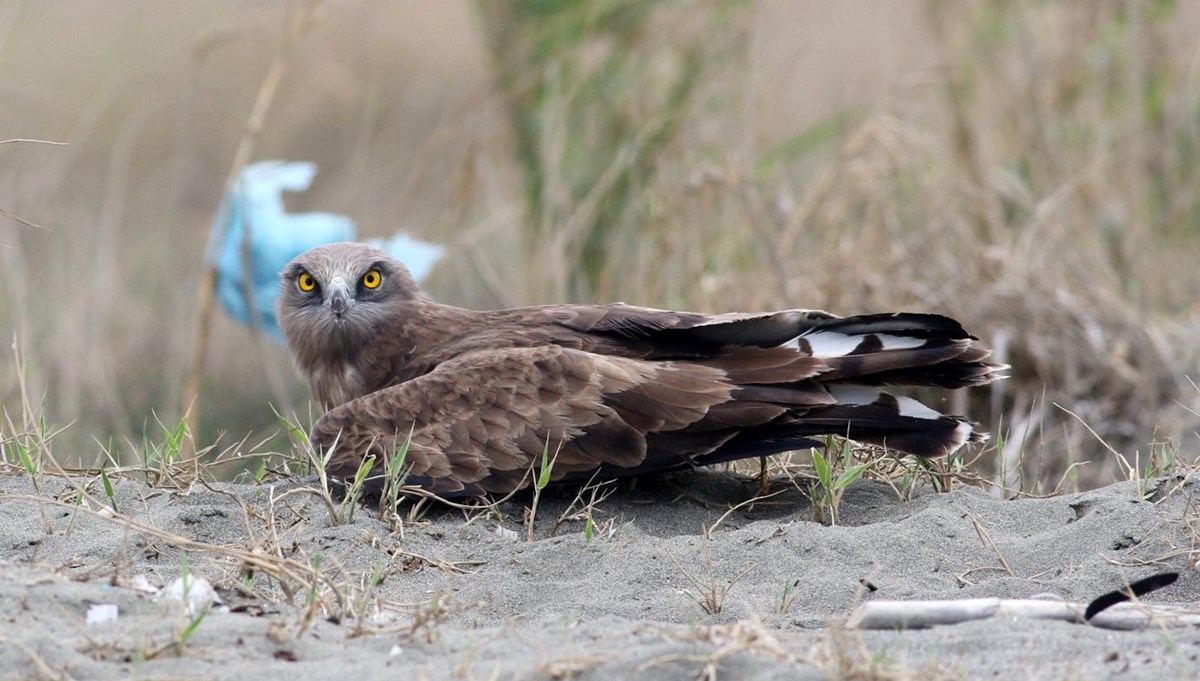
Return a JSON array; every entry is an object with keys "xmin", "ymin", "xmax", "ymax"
[
  {"xmin": 163, "ymin": 575, "xmax": 225, "ymax": 617},
  {"xmin": 125, "ymin": 574, "xmax": 160, "ymax": 595},
  {"xmin": 389, "ymin": 645, "xmax": 403, "ymax": 658},
  {"xmin": 493, "ymin": 525, "xmax": 519, "ymax": 542},
  {"xmin": 86, "ymin": 603, "xmax": 119, "ymax": 626}
]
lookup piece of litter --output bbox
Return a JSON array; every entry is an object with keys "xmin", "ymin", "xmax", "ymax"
[
  {"xmin": 86, "ymin": 603, "xmax": 119, "ymax": 626},
  {"xmin": 389, "ymin": 645, "xmax": 403, "ymax": 657},
  {"xmin": 163, "ymin": 576, "xmax": 225, "ymax": 617},
  {"xmin": 493, "ymin": 525, "xmax": 519, "ymax": 542},
  {"xmin": 126, "ymin": 574, "xmax": 160, "ymax": 595}
]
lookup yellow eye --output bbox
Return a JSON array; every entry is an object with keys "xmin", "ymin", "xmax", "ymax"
[
  {"xmin": 297, "ymin": 272, "xmax": 317, "ymax": 292},
  {"xmin": 362, "ymin": 269, "xmax": 382, "ymax": 289}
]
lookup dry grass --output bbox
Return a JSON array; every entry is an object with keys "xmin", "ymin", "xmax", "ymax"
[{"xmin": 1, "ymin": 0, "xmax": 1198, "ymax": 494}]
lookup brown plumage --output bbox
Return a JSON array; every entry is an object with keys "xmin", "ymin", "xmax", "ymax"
[{"xmin": 278, "ymin": 242, "xmax": 1006, "ymax": 497}]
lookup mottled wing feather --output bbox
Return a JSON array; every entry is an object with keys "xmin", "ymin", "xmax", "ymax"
[
  {"xmin": 550, "ymin": 304, "xmax": 706, "ymax": 338},
  {"xmin": 691, "ymin": 346, "xmax": 826, "ymax": 383},
  {"xmin": 311, "ymin": 345, "xmax": 803, "ymax": 496}
]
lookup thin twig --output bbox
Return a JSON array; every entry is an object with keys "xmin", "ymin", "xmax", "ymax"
[
  {"xmin": 961, "ymin": 508, "xmax": 1014, "ymax": 576},
  {"xmin": 0, "ymin": 138, "xmax": 68, "ymax": 146},
  {"xmin": 0, "ymin": 206, "xmax": 51, "ymax": 230},
  {"xmin": 1054, "ymin": 403, "xmax": 1134, "ymax": 479},
  {"xmin": 181, "ymin": 0, "xmax": 324, "ymax": 476},
  {"xmin": 703, "ymin": 489, "xmax": 785, "ymax": 540}
]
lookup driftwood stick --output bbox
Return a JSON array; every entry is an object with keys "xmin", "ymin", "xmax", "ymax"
[{"xmin": 848, "ymin": 598, "xmax": 1200, "ymax": 631}]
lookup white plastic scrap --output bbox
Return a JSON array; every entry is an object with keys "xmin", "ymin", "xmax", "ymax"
[
  {"xmin": 86, "ymin": 603, "xmax": 119, "ymax": 626},
  {"xmin": 163, "ymin": 575, "xmax": 226, "ymax": 617},
  {"xmin": 126, "ymin": 574, "xmax": 160, "ymax": 595},
  {"xmin": 493, "ymin": 525, "xmax": 519, "ymax": 542}
]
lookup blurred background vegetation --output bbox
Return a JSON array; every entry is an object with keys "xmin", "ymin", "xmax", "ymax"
[{"xmin": 2, "ymin": 0, "xmax": 1198, "ymax": 492}]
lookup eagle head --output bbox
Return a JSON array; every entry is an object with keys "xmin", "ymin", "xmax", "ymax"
[{"xmin": 277, "ymin": 241, "xmax": 422, "ymax": 362}]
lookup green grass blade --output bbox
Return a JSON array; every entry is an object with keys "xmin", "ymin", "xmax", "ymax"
[
  {"xmin": 16, "ymin": 442, "xmax": 35, "ymax": 477},
  {"xmin": 535, "ymin": 441, "xmax": 553, "ymax": 490},
  {"xmin": 835, "ymin": 463, "xmax": 870, "ymax": 490},
  {"xmin": 100, "ymin": 468, "xmax": 118, "ymax": 512},
  {"xmin": 178, "ymin": 609, "xmax": 207, "ymax": 644},
  {"xmin": 812, "ymin": 449, "xmax": 831, "ymax": 490}
]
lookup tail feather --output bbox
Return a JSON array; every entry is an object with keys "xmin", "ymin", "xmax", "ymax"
[
  {"xmin": 819, "ymin": 385, "xmax": 985, "ymax": 456},
  {"xmin": 815, "ymin": 340, "xmax": 971, "ymax": 383},
  {"xmin": 592, "ymin": 309, "xmax": 1003, "ymax": 484},
  {"xmin": 700, "ymin": 312, "xmax": 1000, "ymax": 461},
  {"xmin": 803, "ymin": 312, "xmax": 972, "ymax": 339},
  {"xmin": 789, "ymin": 313, "xmax": 1006, "ymax": 389},
  {"xmin": 686, "ymin": 385, "xmax": 983, "ymax": 466},
  {"xmin": 837, "ymin": 361, "xmax": 1006, "ymax": 389}
]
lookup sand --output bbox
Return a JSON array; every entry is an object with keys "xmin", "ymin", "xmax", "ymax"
[{"xmin": 0, "ymin": 470, "xmax": 1197, "ymax": 680}]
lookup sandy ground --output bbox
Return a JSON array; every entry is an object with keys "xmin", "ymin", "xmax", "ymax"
[{"xmin": 0, "ymin": 470, "xmax": 1197, "ymax": 680}]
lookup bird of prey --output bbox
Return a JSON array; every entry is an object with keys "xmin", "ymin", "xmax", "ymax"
[{"xmin": 278, "ymin": 242, "xmax": 1005, "ymax": 497}]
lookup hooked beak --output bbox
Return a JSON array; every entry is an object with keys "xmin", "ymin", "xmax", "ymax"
[{"xmin": 326, "ymin": 278, "xmax": 353, "ymax": 319}]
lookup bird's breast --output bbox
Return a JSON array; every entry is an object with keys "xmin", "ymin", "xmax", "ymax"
[{"xmin": 309, "ymin": 360, "xmax": 368, "ymax": 407}]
